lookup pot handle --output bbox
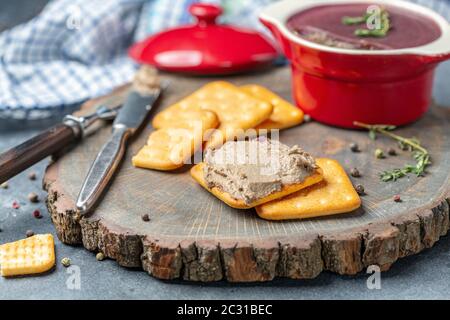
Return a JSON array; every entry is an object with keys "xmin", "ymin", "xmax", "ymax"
[
  {"xmin": 414, "ymin": 52, "xmax": 450, "ymax": 65},
  {"xmin": 412, "ymin": 25, "xmax": 450, "ymax": 64},
  {"xmin": 259, "ymin": 17, "xmax": 292, "ymax": 60},
  {"xmin": 430, "ymin": 53, "xmax": 450, "ymax": 63}
]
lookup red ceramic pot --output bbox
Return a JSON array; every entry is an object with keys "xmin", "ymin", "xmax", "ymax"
[{"xmin": 260, "ymin": 0, "xmax": 450, "ymax": 128}]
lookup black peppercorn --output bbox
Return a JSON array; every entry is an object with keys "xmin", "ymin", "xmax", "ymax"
[
  {"xmin": 349, "ymin": 143, "xmax": 360, "ymax": 153},
  {"xmin": 350, "ymin": 168, "xmax": 361, "ymax": 177},
  {"xmin": 388, "ymin": 148, "xmax": 397, "ymax": 156},
  {"xmin": 28, "ymin": 192, "xmax": 39, "ymax": 203},
  {"xmin": 355, "ymin": 184, "xmax": 365, "ymax": 195}
]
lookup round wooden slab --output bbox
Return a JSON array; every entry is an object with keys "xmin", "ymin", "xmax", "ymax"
[{"xmin": 44, "ymin": 67, "xmax": 450, "ymax": 282}]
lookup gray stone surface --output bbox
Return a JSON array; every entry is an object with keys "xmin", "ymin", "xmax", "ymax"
[{"xmin": 0, "ymin": 0, "xmax": 449, "ymax": 300}]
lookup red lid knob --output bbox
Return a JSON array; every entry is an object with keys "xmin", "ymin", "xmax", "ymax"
[{"xmin": 189, "ymin": 3, "xmax": 223, "ymax": 26}]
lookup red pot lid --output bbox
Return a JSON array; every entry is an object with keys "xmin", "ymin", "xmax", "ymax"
[{"xmin": 128, "ymin": 3, "xmax": 279, "ymax": 75}]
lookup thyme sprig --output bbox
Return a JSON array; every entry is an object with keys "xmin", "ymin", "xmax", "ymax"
[
  {"xmin": 342, "ymin": 8, "xmax": 391, "ymax": 37},
  {"xmin": 354, "ymin": 122, "xmax": 431, "ymax": 182},
  {"xmin": 342, "ymin": 13, "xmax": 370, "ymax": 25}
]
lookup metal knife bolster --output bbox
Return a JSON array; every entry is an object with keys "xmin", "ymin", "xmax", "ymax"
[
  {"xmin": 63, "ymin": 91, "xmax": 127, "ymax": 138},
  {"xmin": 76, "ymin": 88, "xmax": 161, "ymax": 215},
  {"xmin": 0, "ymin": 92, "xmax": 127, "ymax": 184}
]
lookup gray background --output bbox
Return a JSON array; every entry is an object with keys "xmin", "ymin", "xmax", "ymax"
[{"xmin": 0, "ymin": 0, "xmax": 449, "ymax": 300}]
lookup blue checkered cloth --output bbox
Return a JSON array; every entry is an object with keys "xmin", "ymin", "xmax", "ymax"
[{"xmin": 0, "ymin": 0, "xmax": 448, "ymax": 116}]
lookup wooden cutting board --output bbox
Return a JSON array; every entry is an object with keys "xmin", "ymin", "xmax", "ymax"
[{"xmin": 44, "ymin": 67, "xmax": 450, "ymax": 282}]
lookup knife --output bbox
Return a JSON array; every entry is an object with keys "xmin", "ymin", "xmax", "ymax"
[
  {"xmin": 0, "ymin": 91, "xmax": 128, "ymax": 184},
  {"xmin": 76, "ymin": 82, "xmax": 163, "ymax": 215}
]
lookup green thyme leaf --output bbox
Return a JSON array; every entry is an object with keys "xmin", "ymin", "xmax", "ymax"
[
  {"xmin": 355, "ymin": 28, "xmax": 388, "ymax": 37},
  {"xmin": 344, "ymin": 8, "xmax": 391, "ymax": 38},
  {"xmin": 342, "ymin": 14, "xmax": 369, "ymax": 25},
  {"xmin": 354, "ymin": 121, "xmax": 431, "ymax": 182}
]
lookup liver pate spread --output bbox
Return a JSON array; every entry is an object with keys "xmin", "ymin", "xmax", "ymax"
[{"xmin": 203, "ymin": 138, "xmax": 317, "ymax": 204}]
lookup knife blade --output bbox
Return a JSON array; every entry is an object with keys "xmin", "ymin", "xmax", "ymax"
[{"xmin": 76, "ymin": 84, "xmax": 162, "ymax": 215}]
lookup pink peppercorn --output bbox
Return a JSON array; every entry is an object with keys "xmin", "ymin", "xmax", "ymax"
[{"xmin": 33, "ymin": 210, "xmax": 42, "ymax": 219}]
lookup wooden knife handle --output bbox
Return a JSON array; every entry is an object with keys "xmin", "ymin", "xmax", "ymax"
[{"xmin": 0, "ymin": 124, "xmax": 78, "ymax": 183}]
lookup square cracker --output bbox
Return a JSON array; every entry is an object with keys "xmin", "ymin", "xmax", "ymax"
[
  {"xmin": 132, "ymin": 128, "xmax": 196, "ymax": 171},
  {"xmin": 0, "ymin": 234, "xmax": 55, "ymax": 277},
  {"xmin": 132, "ymin": 110, "xmax": 219, "ymax": 171},
  {"xmin": 256, "ymin": 158, "xmax": 361, "ymax": 220},
  {"xmin": 152, "ymin": 81, "xmax": 273, "ymax": 149},
  {"xmin": 190, "ymin": 162, "xmax": 323, "ymax": 209},
  {"xmin": 240, "ymin": 84, "xmax": 303, "ymax": 130},
  {"xmin": 150, "ymin": 109, "xmax": 219, "ymax": 131}
]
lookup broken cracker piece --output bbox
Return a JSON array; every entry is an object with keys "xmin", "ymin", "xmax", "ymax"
[
  {"xmin": 133, "ymin": 128, "xmax": 198, "ymax": 171},
  {"xmin": 256, "ymin": 158, "xmax": 361, "ymax": 220},
  {"xmin": 0, "ymin": 234, "xmax": 55, "ymax": 277}
]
